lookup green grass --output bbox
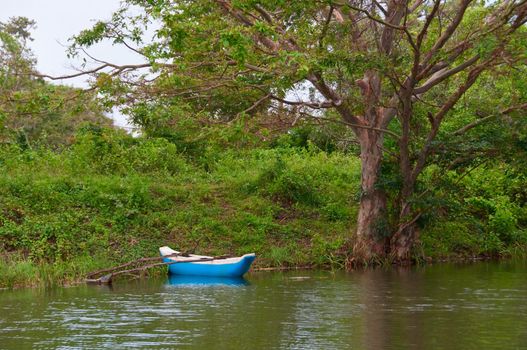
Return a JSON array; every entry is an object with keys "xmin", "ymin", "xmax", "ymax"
[{"xmin": 0, "ymin": 134, "xmax": 361, "ymax": 288}]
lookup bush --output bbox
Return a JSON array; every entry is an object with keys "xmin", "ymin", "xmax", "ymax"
[
  {"xmin": 420, "ymin": 162, "xmax": 526, "ymax": 257},
  {"xmin": 256, "ymin": 157, "xmax": 321, "ymax": 206},
  {"xmin": 70, "ymin": 127, "xmax": 189, "ymax": 176}
]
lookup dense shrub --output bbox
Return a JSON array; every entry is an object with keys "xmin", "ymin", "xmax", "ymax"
[
  {"xmin": 418, "ymin": 162, "xmax": 527, "ymax": 258},
  {"xmin": 70, "ymin": 128, "xmax": 189, "ymax": 175}
]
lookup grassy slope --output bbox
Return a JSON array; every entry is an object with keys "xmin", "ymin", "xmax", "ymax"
[
  {"xmin": 0, "ymin": 135, "xmax": 361, "ymax": 288},
  {"xmin": 1, "ymin": 132, "xmax": 525, "ymax": 288}
]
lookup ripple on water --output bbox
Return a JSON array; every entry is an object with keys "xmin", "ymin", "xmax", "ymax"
[{"xmin": 1, "ymin": 263, "xmax": 527, "ymax": 349}]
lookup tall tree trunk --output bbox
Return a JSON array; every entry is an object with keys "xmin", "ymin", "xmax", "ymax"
[
  {"xmin": 353, "ymin": 129, "xmax": 388, "ymax": 261},
  {"xmin": 390, "ymin": 200, "xmax": 419, "ymax": 261},
  {"xmin": 390, "ymin": 86, "xmax": 418, "ymax": 261}
]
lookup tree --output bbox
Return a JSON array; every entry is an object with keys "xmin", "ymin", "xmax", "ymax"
[
  {"xmin": 44, "ymin": 0, "xmax": 527, "ymax": 261},
  {"xmin": 0, "ymin": 17, "xmax": 112, "ymax": 148}
]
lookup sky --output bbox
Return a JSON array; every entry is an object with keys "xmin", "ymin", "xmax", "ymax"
[{"xmin": 1, "ymin": 0, "xmax": 144, "ymax": 129}]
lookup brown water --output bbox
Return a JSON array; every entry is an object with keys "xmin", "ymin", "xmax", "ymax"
[{"xmin": 1, "ymin": 260, "xmax": 526, "ymax": 349}]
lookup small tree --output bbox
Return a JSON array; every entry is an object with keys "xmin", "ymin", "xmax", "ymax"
[
  {"xmin": 44, "ymin": 0, "xmax": 527, "ymax": 261},
  {"xmin": 0, "ymin": 17, "xmax": 112, "ymax": 148}
]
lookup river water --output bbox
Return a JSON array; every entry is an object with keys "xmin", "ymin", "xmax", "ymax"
[{"xmin": 1, "ymin": 260, "xmax": 526, "ymax": 349}]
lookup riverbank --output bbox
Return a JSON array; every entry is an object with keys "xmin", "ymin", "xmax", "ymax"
[
  {"xmin": 2, "ymin": 250, "xmax": 527, "ymax": 290},
  {"xmin": 1, "ymin": 130, "xmax": 526, "ymax": 288}
]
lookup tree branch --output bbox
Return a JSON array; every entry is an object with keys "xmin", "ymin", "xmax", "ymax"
[
  {"xmin": 421, "ymin": 0, "xmax": 473, "ymax": 66},
  {"xmin": 452, "ymin": 102, "xmax": 527, "ymax": 136},
  {"xmin": 237, "ymin": 93, "xmax": 272, "ymax": 116},
  {"xmin": 410, "ymin": 61, "xmax": 488, "ymax": 183},
  {"xmin": 270, "ymin": 95, "xmax": 334, "ymax": 109},
  {"xmin": 416, "ymin": 0, "xmax": 441, "ymax": 49},
  {"xmin": 307, "ymin": 72, "xmax": 365, "ymax": 128},
  {"xmin": 340, "ymin": 2, "xmax": 407, "ymax": 30},
  {"xmin": 319, "ymin": 6, "xmax": 334, "ymax": 49},
  {"xmin": 300, "ymin": 113, "xmax": 401, "ymax": 139},
  {"xmin": 414, "ymin": 54, "xmax": 480, "ymax": 94},
  {"xmin": 33, "ymin": 62, "xmax": 161, "ymax": 80}
]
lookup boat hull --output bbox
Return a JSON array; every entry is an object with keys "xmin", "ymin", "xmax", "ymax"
[{"xmin": 160, "ymin": 247, "xmax": 256, "ymax": 277}]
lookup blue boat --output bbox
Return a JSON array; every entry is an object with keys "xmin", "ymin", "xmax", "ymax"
[{"xmin": 159, "ymin": 246, "xmax": 256, "ymax": 277}]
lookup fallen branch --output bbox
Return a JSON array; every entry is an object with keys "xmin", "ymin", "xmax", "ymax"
[
  {"xmin": 86, "ymin": 253, "xmax": 233, "ymax": 284},
  {"xmin": 86, "ymin": 252, "xmax": 183, "ymax": 279}
]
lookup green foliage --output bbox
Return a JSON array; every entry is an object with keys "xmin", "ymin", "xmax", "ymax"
[
  {"xmin": 71, "ymin": 127, "xmax": 188, "ymax": 175},
  {"xmin": 0, "ymin": 131, "xmax": 362, "ymax": 287},
  {"xmin": 272, "ymin": 122, "xmax": 354, "ymax": 154},
  {"xmin": 1, "ymin": 1, "xmax": 526, "ymax": 285},
  {"xmin": 0, "ymin": 123, "xmax": 525, "ymax": 287},
  {"xmin": 419, "ymin": 161, "xmax": 527, "ymax": 258},
  {"xmin": 254, "ymin": 156, "xmax": 321, "ymax": 206},
  {"xmin": 0, "ymin": 259, "xmax": 38, "ymax": 289},
  {"xmin": 0, "ymin": 18, "xmax": 112, "ymax": 149}
]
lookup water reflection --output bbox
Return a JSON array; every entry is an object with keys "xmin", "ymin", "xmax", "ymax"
[
  {"xmin": 0, "ymin": 261, "xmax": 526, "ymax": 349},
  {"xmin": 166, "ymin": 275, "xmax": 249, "ymax": 287}
]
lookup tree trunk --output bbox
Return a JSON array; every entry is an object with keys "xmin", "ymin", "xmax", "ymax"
[
  {"xmin": 389, "ymin": 84, "xmax": 418, "ymax": 262},
  {"xmin": 353, "ymin": 129, "xmax": 388, "ymax": 262},
  {"xmin": 390, "ymin": 202, "xmax": 419, "ymax": 261},
  {"xmin": 390, "ymin": 150, "xmax": 420, "ymax": 261}
]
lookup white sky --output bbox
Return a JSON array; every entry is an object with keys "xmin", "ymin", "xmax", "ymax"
[{"xmin": 1, "ymin": 0, "xmax": 143, "ymax": 129}]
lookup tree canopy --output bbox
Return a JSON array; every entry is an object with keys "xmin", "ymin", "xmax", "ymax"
[{"xmin": 0, "ymin": 17, "xmax": 112, "ymax": 149}]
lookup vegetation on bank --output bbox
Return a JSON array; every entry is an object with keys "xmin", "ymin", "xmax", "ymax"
[
  {"xmin": 64, "ymin": 0, "xmax": 527, "ymax": 260},
  {"xmin": 1, "ymin": 127, "xmax": 526, "ymax": 288},
  {"xmin": 1, "ymin": 8, "xmax": 526, "ymax": 289}
]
